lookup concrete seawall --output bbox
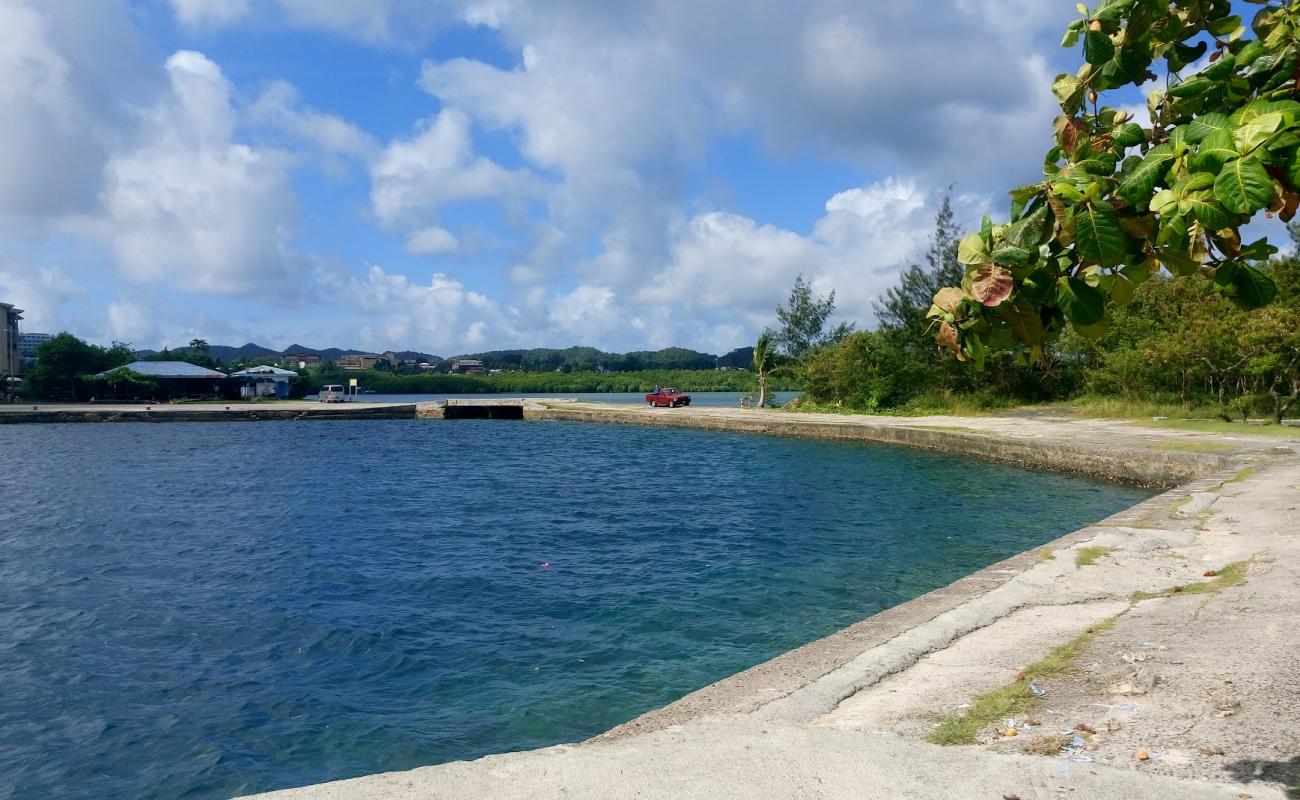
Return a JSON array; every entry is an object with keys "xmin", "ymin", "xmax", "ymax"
[{"xmin": 0, "ymin": 401, "xmax": 417, "ymax": 423}]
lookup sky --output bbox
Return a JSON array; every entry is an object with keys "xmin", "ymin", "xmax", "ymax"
[{"xmin": 0, "ymin": 0, "xmax": 1240, "ymax": 356}]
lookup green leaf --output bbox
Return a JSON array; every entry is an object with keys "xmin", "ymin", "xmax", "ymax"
[
  {"xmin": 1231, "ymin": 262, "xmax": 1278, "ymax": 309},
  {"xmin": 1111, "ymin": 275, "xmax": 1135, "ymax": 306},
  {"xmin": 1057, "ymin": 277, "xmax": 1105, "ymax": 326},
  {"xmin": 1084, "ymin": 30, "xmax": 1114, "ymax": 65},
  {"xmin": 1234, "ymin": 112, "xmax": 1284, "ymax": 152},
  {"xmin": 957, "ymin": 233, "xmax": 990, "ymax": 266},
  {"xmin": 1185, "ymin": 196, "xmax": 1232, "ymax": 230},
  {"xmin": 1110, "ymin": 122, "xmax": 1145, "ymax": 148},
  {"xmin": 1167, "ymin": 76, "xmax": 1212, "ymax": 98},
  {"xmin": 1207, "ymin": 15, "xmax": 1242, "ymax": 37},
  {"xmin": 1186, "ymin": 112, "xmax": 1232, "ymax": 144},
  {"xmin": 1213, "ymin": 156, "xmax": 1274, "ymax": 214},
  {"xmin": 992, "ymin": 245, "xmax": 1034, "ymax": 267},
  {"xmin": 1192, "ymin": 130, "xmax": 1240, "ymax": 172},
  {"xmin": 1117, "ymin": 144, "xmax": 1175, "ymax": 206},
  {"xmin": 1052, "ymin": 73, "xmax": 1085, "ymax": 107},
  {"xmin": 1074, "ymin": 200, "xmax": 1126, "ymax": 267}
]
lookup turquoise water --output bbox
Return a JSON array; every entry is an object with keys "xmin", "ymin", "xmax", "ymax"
[{"xmin": 0, "ymin": 420, "xmax": 1149, "ymax": 799}]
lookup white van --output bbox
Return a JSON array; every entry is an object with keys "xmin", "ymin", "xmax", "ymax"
[{"xmin": 319, "ymin": 385, "xmax": 345, "ymax": 403}]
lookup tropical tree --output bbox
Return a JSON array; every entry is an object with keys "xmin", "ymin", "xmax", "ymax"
[
  {"xmin": 773, "ymin": 275, "xmax": 853, "ymax": 359},
  {"xmin": 931, "ymin": 0, "xmax": 1298, "ymax": 365},
  {"xmin": 876, "ymin": 191, "xmax": 963, "ymax": 339},
  {"xmin": 752, "ymin": 331, "xmax": 777, "ymax": 408}
]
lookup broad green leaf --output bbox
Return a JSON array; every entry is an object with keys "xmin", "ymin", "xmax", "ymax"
[
  {"xmin": 1150, "ymin": 189, "xmax": 1178, "ymax": 215},
  {"xmin": 1116, "ymin": 144, "xmax": 1175, "ymax": 206},
  {"xmin": 957, "ymin": 233, "xmax": 989, "ymax": 265},
  {"xmin": 1186, "ymin": 112, "xmax": 1232, "ymax": 144},
  {"xmin": 1167, "ymin": 76, "xmax": 1212, "ymax": 98},
  {"xmin": 1207, "ymin": 15, "xmax": 1243, "ymax": 37},
  {"xmin": 1111, "ymin": 275, "xmax": 1135, "ymax": 306},
  {"xmin": 1052, "ymin": 74, "xmax": 1084, "ymax": 106},
  {"xmin": 1110, "ymin": 122, "xmax": 1145, "ymax": 148},
  {"xmin": 1234, "ymin": 112, "xmax": 1284, "ymax": 152},
  {"xmin": 1214, "ymin": 156, "xmax": 1274, "ymax": 214},
  {"xmin": 1084, "ymin": 30, "xmax": 1114, "ymax": 65},
  {"xmin": 1073, "ymin": 317, "xmax": 1110, "ymax": 339},
  {"xmin": 1074, "ymin": 200, "xmax": 1125, "ymax": 267},
  {"xmin": 1185, "ymin": 196, "xmax": 1232, "ymax": 230},
  {"xmin": 1057, "ymin": 277, "xmax": 1105, "ymax": 326},
  {"xmin": 992, "ymin": 245, "xmax": 1034, "ymax": 267},
  {"xmin": 1233, "ymin": 263, "xmax": 1278, "ymax": 309},
  {"xmin": 1192, "ymin": 130, "xmax": 1239, "ymax": 172}
]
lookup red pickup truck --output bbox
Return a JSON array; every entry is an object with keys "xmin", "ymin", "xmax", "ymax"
[{"xmin": 646, "ymin": 387, "xmax": 691, "ymax": 407}]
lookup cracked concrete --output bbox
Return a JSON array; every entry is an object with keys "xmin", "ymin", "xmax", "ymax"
[{"xmin": 239, "ymin": 408, "xmax": 1299, "ymax": 800}]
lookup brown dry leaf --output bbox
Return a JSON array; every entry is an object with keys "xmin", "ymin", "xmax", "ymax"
[
  {"xmin": 971, "ymin": 264, "xmax": 1014, "ymax": 307},
  {"xmin": 1074, "ymin": 723, "xmax": 1098, "ymax": 735},
  {"xmin": 937, "ymin": 322, "xmax": 964, "ymax": 361},
  {"xmin": 933, "ymin": 286, "xmax": 965, "ymax": 315},
  {"xmin": 1203, "ymin": 570, "xmax": 1218, "ymax": 577}
]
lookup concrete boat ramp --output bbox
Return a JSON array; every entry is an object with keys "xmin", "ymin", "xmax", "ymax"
[{"xmin": 4, "ymin": 400, "xmax": 1297, "ymax": 798}]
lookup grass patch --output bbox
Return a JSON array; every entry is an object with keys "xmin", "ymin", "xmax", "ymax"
[
  {"xmin": 1223, "ymin": 466, "xmax": 1256, "ymax": 484},
  {"xmin": 1037, "ymin": 548, "xmax": 1056, "ymax": 563},
  {"xmin": 926, "ymin": 619, "xmax": 1116, "ymax": 746},
  {"xmin": 1023, "ymin": 734, "xmax": 1070, "ymax": 756},
  {"xmin": 1065, "ymin": 396, "xmax": 1224, "ymax": 420},
  {"xmin": 1075, "ymin": 546, "xmax": 1114, "ymax": 567},
  {"xmin": 1131, "ymin": 560, "xmax": 1250, "ymax": 602},
  {"xmin": 1134, "ymin": 418, "xmax": 1300, "ymax": 439},
  {"xmin": 1152, "ymin": 440, "xmax": 1235, "ymax": 452}
]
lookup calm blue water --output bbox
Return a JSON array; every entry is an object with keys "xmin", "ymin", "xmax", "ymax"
[{"xmin": 0, "ymin": 420, "xmax": 1149, "ymax": 799}]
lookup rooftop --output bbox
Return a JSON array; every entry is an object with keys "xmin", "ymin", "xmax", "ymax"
[{"xmin": 102, "ymin": 361, "xmax": 228, "ymax": 379}]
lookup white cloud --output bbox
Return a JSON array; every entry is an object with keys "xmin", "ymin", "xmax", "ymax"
[
  {"xmin": 249, "ymin": 81, "xmax": 376, "ymax": 161},
  {"xmin": 0, "ymin": 0, "xmax": 155, "ymax": 219},
  {"xmin": 169, "ymin": 0, "xmax": 251, "ymax": 29},
  {"xmin": 405, "ymin": 226, "xmax": 459, "ymax": 255},
  {"xmin": 0, "ymin": 261, "xmax": 80, "ymax": 334},
  {"xmin": 370, "ymin": 108, "xmax": 534, "ymax": 227},
  {"xmin": 106, "ymin": 297, "xmax": 161, "ymax": 344},
  {"xmin": 101, "ymin": 51, "xmax": 302, "ymax": 296},
  {"xmin": 331, "ymin": 265, "xmax": 517, "ymax": 353}
]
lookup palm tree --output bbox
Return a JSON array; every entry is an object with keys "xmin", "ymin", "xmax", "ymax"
[{"xmin": 753, "ymin": 331, "xmax": 776, "ymax": 408}]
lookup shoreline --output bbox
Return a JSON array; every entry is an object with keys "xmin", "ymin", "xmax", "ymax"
[
  {"xmin": 7, "ymin": 400, "xmax": 1298, "ymax": 797},
  {"xmin": 236, "ymin": 405, "xmax": 1298, "ymax": 799}
]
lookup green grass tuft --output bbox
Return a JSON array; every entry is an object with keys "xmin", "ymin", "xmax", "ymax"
[
  {"xmin": 1223, "ymin": 467, "xmax": 1256, "ymax": 484},
  {"xmin": 1131, "ymin": 560, "xmax": 1249, "ymax": 602},
  {"xmin": 1037, "ymin": 548, "xmax": 1056, "ymax": 563},
  {"xmin": 926, "ymin": 619, "xmax": 1115, "ymax": 746},
  {"xmin": 1133, "ymin": 418, "xmax": 1300, "ymax": 439},
  {"xmin": 1152, "ymin": 440, "xmax": 1235, "ymax": 452},
  {"xmin": 1075, "ymin": 546, "xmax": 1114, "ymax": 567}
]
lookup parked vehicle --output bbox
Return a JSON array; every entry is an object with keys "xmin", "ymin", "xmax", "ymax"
[
  {"xmin": 318, "ymin": 385, "xmax": 345, "ymax": 403},
  {"xmin": 645, "ymin": 387, "xmax": 691, "ymax": 407}
]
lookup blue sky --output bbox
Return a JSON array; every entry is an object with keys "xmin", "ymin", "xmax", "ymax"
[{"xmin": 0, "ymin": 1, "xmax": 1275, "ymax": 356}]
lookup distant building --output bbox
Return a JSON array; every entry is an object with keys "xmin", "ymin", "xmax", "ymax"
[
  {"xmin": 337, "ymin": 354, "xmax": 382, "ymax": 370},
  {"xmin": 382, "ymin": 351, "xmax": 400, "ymax": 369},
  {"xmin": 230, "ymin": 365, "xmax": 298, "ymax": 399},
  {"xmin": 281, "ymin": 353, "xmax": 321, "ymax": 369},
  {"xmin": 94, "ymin": 361, "xmax": 232, "ymax": 401},
  {"xmin": 0, "ymin": 302, "xmax": 22, "ymax": 377},
  {"xmin": 18, "ymin": 332, "xmax": 52, "ymax": 362},
  {"xmin": 450, "ymin": 359, "xmax": 486, "ymax": 375}
]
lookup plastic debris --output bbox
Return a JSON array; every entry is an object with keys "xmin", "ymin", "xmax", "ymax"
[{"xmin": 1028, "ymin": 682, "xmax": 1048, "ymax": 698}]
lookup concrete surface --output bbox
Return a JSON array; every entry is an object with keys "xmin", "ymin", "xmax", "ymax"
[
  {"xmin": 236, "ymin": 407, "xmax": 1299, "ymax": 800},
  {"xmin": 0, "ymin": 400, "xmax": 416, "ymax": 422}
]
